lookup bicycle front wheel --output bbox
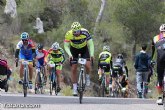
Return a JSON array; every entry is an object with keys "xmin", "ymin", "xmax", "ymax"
[
  {"xmin": 23, "ymin": 70, "xmax": 28, "ymax": 97},
  {"xmin": 23, "ymin": 83, "xmax": 27, "ymax": 97},
  {"xmin": 78, "ymin": 72, "xmax": 84, "ymax": 104}
]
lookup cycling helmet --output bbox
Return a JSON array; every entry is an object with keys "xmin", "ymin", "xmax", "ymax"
[
  {"xmin": 37, "ymin": 43, "xmax": 44, "ymax": 50},
  {"xmin": 21, "ymin": 32, "xmax": 29, "ymax": 40},
  {"xmin": 51, "ymin": 42, "xmax": 59, "ymax": 50},
  {"xmin": 103, "ymin": 45, "xmax": 110, "ymax": 52},
  {"xmin": 117, "ymin": 54, "xmax": 123, "ymax": 59},
  {"xmin": 159, "ymin": 24, "xmax": 165, "ymax": 32},
  {"xmin": 71, "ymin": 22, "xmax": 81, "ymax": 31}
]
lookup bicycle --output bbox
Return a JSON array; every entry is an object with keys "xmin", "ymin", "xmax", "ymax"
[
  {"xmin": 77, "ymin": 56, "xmax": 87, "ymax": 104},
  {"xmin": 49, "ymin": 63, "xmax": 59, "ymax": 96},
  {"xmin": 35, "ymin": 65, "xmax": 46, "ymax": 94},
  {"xmin": 112, "ymin": 66, "xmax": 123, "ymax": 97},
  {"xmin": 16, "ymin": 60, "xmax": 30, "ymax": 97},
  {"xmin": 98, "ymin": 66, "xmax": 108, "ymax": 97}
]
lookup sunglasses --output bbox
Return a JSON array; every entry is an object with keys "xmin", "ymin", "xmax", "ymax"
[
  {"xmin": 73, "ymin": 30, "xmax": 81, "ymax": 35},
  {"xmin": 22, "ymin": 39, "xmax": 28, "ymax": 42}
]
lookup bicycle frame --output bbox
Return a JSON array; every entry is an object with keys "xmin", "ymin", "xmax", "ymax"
[
  {"xmin": 112, "ymin": 70, "xmax": 123, "ymax": 97},
  {"xmin": 35, "ymin": 65, "xmax": 45, "ymax": 94},
  {"xmin": 22, "ymin": 60, "xmax": 29, "ymax": 97},
  {"xmin": 100, "ymin": 66, "xmax": 107, "ymax": 97},
  {"xmin": 77, "ymin": 57, "xmax": 86, "ymax": 104},
  {"xmin": 49, "ymin": 63, "xmax": 58, "ymax": 95}
]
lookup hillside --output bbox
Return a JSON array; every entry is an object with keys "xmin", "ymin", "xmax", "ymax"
[{"xmin": 0, "ymin": 0, "xmax": 162, "ymax": 98}]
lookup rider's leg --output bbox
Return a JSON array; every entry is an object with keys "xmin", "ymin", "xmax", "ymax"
[
  {"xmin": 111, "ymin": 69, "xmax": 117, "ymax": 91},
  {"xmin": 56, "ymin": 65, "xmax": 62, "ymax": 89},
  {"xmin": 112, "ymin": 77, "xmax": 116, "ymax": 91},
  {"xmin": 106, "ymin": 73, "xmax": 110, "ymax": 93},
  {"xmin": 28, "ymin": 63, "xmax": 33, "ymax": 81},
  {"xmin": 56, "ymin": 69, "xmax": 62, "ymax": 92},
  {"xmin": 85, "ymin": 61, "xmax": 91, "ymax": 86},
  {"xmin": 156, "ymin": 64, "xmax": 164, "ymax": 104},
  {"xmin": 20, "ymin": 64, "xmax": 24, "ymax": 79},
  {"xmin": 35, "ymin": 61, "xmax": 40, "ymax": 85},
  {"xmin": 71, "ymin": 64, "xmax": 78, "ymax": 95}
]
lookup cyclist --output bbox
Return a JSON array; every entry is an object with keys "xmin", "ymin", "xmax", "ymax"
[
  {"xmin": 46, "ymin": 42, "xmax": 65, "ymax": 93},
  {"xmin": 112, "ymin": 54, "xmax": 128, "ymax": 96},
  {"xmin": 0, "ymin": 49, "xmax": 12, "ymax": 80},
  {"xmin": 64, "ymin": 22, "xmax": 94, "ymax": 96},
  {"xmin": 34, "ymin": 43, "xmax": 48, "ymax": 90},
  {"xmin": 15, "ymin": 32, "xmax": 35, "ymax": 89},
  {"xmin": 134, "ymin": 44, "xmax": 150, "ymax": 98},
  {"xmin": 98, "ymin": 45, "xmax": 112, "ymax": 96},
  {"xmin": 152, "ymin": 24, "xmax": 165, "ymax": 104}
]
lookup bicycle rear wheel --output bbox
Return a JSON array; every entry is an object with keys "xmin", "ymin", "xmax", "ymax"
[
  {"xmin": 100, "ymin": 76, "xmax": 105, "ymax": 97},
  {"xmin": 101, "ymin": 85, "xmax": 105, "ymax": 97},
  {"xmin": 50, "ymin": 81, "xmax": 53, "ymax": 95}
]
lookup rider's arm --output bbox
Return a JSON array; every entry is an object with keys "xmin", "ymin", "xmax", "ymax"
[
  {"xmin": 32, "ymin": 48, "xmax": 36, "ymax": 59},
  {"xmin": 15, "ymin": 49, "xmax": 20, "ymax": 58},
  {"xmin": 64, "ymin": 42, "xmax": 72, "ymax": 57},
  {"xmin": 60, "ymin": 48, "xmax": 65, "ymax": 64},
  {"xmin": 151, "ymin": 40, "xmax": 155, "ymax": 60},
  {"xmin": 110, "ymin": 56, "xmax": 113, "ymax": 69},
  {"xmin": 15, "ymin": 42, "xmax": 21, "ymax": 58},
  {"xmin": 125, "ymin": 66, "xmax": 128, "ymax": 77},
  {"xmin": 82, "ymin": 30, "xmax": 94, "ymax": 57},
  {"xmin": 64, "ymin": 31, "xmax": 72, "ymax": 57},
  {"xmin": 87, "ymin": 39, "xmax": 94, "ymax": 57}
]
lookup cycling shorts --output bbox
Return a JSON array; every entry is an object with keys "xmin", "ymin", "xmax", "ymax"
[
  {"xmin": 70, "ymin": 45, "xmax": 90, "ymax": 64},
  {"xmin": 48, "ymin": 61, "xmax": 63, "ymax": 71},
  {"xmin": 112, "ymin": 65, "xmax": 123, "ymax": 78},
  {"xmin": 98, "ymin": 63, "xmax": 110, "ymax": 75},
  {"xmin": 36, "ymin": 58, "xmax": 44, "ymax": 68},
  {"xmin": 19, "ymin": 53, "xmax": 33, "ymax": 62}
]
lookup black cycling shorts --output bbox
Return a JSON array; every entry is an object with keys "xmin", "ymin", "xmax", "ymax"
[
  {"xmin": 98, "ymin": 63, "xmax": 110, "ymax": 73},
  {"xmin": 70, "ymin": 46, "xmax": 90, "ymax": 64},
  {"xmin": 112, "ymin": 65, "xmax": 123, "ymax": 78},
  {"xmin": 156, "ymin": 49, "xmax": 165, "ymax": 87}
]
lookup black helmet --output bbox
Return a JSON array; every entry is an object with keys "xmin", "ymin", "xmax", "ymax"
[
  {"xmin": 117, "ymin": 54, "xmax": 123, "ymax": 59},
  {"xmin": 37, "ymin": 43, "xmax": 44, "ymax": 50}
]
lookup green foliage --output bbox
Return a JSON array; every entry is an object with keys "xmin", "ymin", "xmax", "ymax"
[
  {"xmin": 17, "ymin": 0, "xmax": 46, "ymax": 15},
  {"xmin": 40, "ymin": 7, "xmax": 62, "ymax": 31},
  {"xmin": 66, "ymin": 0, "xmax": 94, "ymax": 31},
  {"xmin": 61, "ymin": 85, "xmax": 72, "ymax": 96},
  {"xmin": 113, "ymin": 0, "xmax": 164, "ymax": 44}
]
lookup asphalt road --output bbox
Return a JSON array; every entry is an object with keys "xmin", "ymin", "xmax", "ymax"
[{"xmin": 0, "ymin": 92, "xmax": 163, "ymax": 110}]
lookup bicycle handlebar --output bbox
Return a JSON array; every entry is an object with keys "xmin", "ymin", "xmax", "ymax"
[{"xmin": 15, "ymin": 60, "xmax": 35, "ymax": 67}]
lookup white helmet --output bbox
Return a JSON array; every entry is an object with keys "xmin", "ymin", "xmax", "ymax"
[
  {"xmin": 159, "ymin": 24, "xmax": 165, "ymax": 32},
  {"xmin": 103, "ymin": 45, "xmax": 110, "ymax": 52},
  {"xmin": 51, "ymin": 42, "xmax": 59, "ymax": 50}
]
